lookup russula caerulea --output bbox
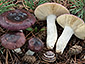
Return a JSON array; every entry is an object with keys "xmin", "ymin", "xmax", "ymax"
[
  {"xmin": 25, "ymin": 37, "xmax": 44, "ymax": 55},
  {"xmin": 34, "ymin": 3, "xmax": 69, "ymax": 49},
  {"xmin": 56, "ymin": 14, "xmax": 84, "ymax": 54},
  {"xmin": 0, "ymin": 31, "xmax": 26, "ymax": 53},
  {"xmin": 0, "ymin": 9, "xmax": 36, "ymax": 31},
  {"xmin": 42, "ymin": 51, "xmax": 56, "ymax": 62}
]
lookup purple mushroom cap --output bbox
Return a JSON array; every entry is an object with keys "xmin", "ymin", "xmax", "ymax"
[
  {"xmin": 28, "ymin": 37, "xmax": 44, "ymax": 52},
  {"xmin": 0, "ymin": 9, "xmax": 36, "ymax": 31},
  {"xmin": 0, "ymin": 31, "xmax": 26, "ymax": 49}
]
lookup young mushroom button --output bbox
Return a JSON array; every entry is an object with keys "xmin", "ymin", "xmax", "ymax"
[
  {"xmin": 25, "ymin": 37, "xmax": 44, "ymax": 55},
  {"xmin": 56, "ymin": 14, "xmax": 84, "ymax": 54},
  {"xmin": 0, "ymin": 31, "xmax": 26, "ymax": 53},
  {"xmin": 0, "ymin": 9, "xmax": 36, "ymax": 31},
  {"xmin": 34, "ymin": 3, "xmax": 69, "ymax": 49}
]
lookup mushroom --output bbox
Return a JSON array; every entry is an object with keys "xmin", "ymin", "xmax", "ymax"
[
  {"xmin": 41, "ymin": 51, "xmax": 56, "ymax": 62},
  {"xmin": 56, "ymin": 14, "xmax": 84, "ymax": 54},
  {"xmin": 34, "ymin": 3, "xmax": 69, "ymax": 49},
  {"xmin": 25, "ymin": 37, "xmax": 44, "ymax": 55},
  {"xmin": 17, "ymin": 0, "xmax": 22, "ymax": 2},
  {"xmin": 0, "ymin": 31, "xmax": 26, "ymax": 53},
  {"xmin": 0, "ymin": 9, "xmax": 36, "ymax": 31}
]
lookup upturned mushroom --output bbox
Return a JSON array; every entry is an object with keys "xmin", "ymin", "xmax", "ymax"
[
  {"xmin": 56, "ymin": 14, "xmax": 84, "ymax": 54},
  {"xmin": 25, "ymin": 37, "xmax": 44, "ymax": 55},
  {"xmin": 34, "ymin": 3, "xmax": 69, "ymax": 49},
  {"xmin": 0, "ymin": 31, "xmax": 26, "ymax": 53},
  {"xmin": 41, "ymin": 51, "xmax": 56, "ymax": 63},
  {"xmin": 0, "ymin": 9, "xmax": 36, "ymax": 31}
]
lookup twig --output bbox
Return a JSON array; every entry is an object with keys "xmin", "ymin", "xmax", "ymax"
[
  {"xmin": 22, "ymin": 0, "xmax": 29, "ymax": 11},
  {"xmin": 0, "ymin": 60, "xmax": 2, "ymax": 64},
  {"xmin": 13, "ymin": 54, "xmax": 20, "ymax": 63},
  {"xmin": 6, "ymin": 49, "xmax": 8, "ymax": 64},
  {"xmin": 26, "ymin": 36, "xmax": 33, "ymax": 41},
  {"xmin": 26, "ymin": 30, "xmax": 34, "ymax": 38},
  {"xmin": 74, "ymin": 55, "xmax": 77, "ymax": 64},
  {"xmin": 3, "ymin": 49, "xmax": 6, "ymax": 55},
  {"xmin": 40, "ymin": 60, "xmax": 49, "ymax": 64},
  {"xmin": 8, "ymin": 50, "xmax": 14, "ymax": 63},
  {"xmin": 0, "ymin": 27, "xmax": 5, "ymax": 33},
  {"xmin": 32, "ymin": 32, "xmax": 36, "ymax": 37}
]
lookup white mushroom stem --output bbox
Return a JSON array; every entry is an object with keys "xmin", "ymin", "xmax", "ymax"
[
  {"xmin": 14, "ymin": 48, "xmax": 22, "ymax": 54},
  {"xmin": 47, "ymin": 14, "xmax": 57, "ymax": 49},
  {"xmin": 20, "ymin": 30, "xmax": 23, "ymax": 32},
  {"xmin": 25, "ymin": 50, "xmax": 35, "ymax": 55},
  {"xmin": 56, "ymin": 26, "xmax": 74, "ymax": 54}
]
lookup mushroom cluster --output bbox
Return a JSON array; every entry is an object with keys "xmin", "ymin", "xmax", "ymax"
[
  {"xmin": 34, "ymin": 3, "xmax": 85, "ymax": 54},
  {"xmin": 34, "ymin": 3, "xmax": 69, "ymax": 49},
  {"xmin": 0, "ymin": 2, "xmax": 84, "ymax": 59},
  {"xmin": 0, "ymin": 9, "xmax": 36, "ymax": 53}
]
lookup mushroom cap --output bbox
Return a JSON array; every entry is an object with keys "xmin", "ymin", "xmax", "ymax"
[
  {"xmin": 0, "ymin": 9, "xmax": 36, "ymax": 31},
  {"xmin": 28, "ymin": 37, "xmax": 44, "ymax": 52},
  {"xmin": 0, "ymin": 31, "xmax": 26, "ymax": 49},
  {"xmin": 34, "ymin": 3, "xmax": 69, "ymax": 20},
  {"xmin": 75, "ymin": 24, "xmax": 85, "ymax": 40},
  {"xmin": 57, "ymin": 14, "xmax": 84, "ymax": 31}
]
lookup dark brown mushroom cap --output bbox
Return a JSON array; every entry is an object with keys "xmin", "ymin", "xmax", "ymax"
[
  {"xmin": 0, "ymin": 9, "xmax": 36, "ymax": 31},
  {"xmin": 28, "ymin": 37, "xmax": 44, "ymax": 52},
  {"xmin": 0, "ymin": 31, "xmax": 26, "ymax": 49}
]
